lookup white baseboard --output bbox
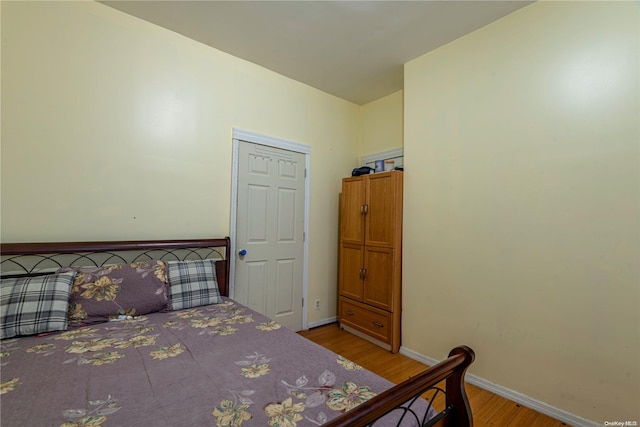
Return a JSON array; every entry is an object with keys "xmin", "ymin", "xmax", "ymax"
[
  {"xmin": 399, "ymin": 346, "xmax": 601, "ymax": 427},
  {"xmin": 307, "ymin": 316, "xmax": 337, "ymax": 329}
]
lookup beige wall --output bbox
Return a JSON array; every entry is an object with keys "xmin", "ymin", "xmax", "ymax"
[
  {"xmin": 0, "ymin": 1, "xmax": 360, "ymax": 324},
  {"xmin": 360, "ymin": 90, "xmax": 404, "ymax": 157},
  {"xmin": 404, "ymin": 1, "xmax": 639, "ymax": 423},
  {"xmin": 3, "ymin": 0, "xmax": 639, "ymax": 422}
]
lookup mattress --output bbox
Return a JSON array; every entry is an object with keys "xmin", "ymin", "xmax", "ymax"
[{"xmin": 0, "ymin": 297, "xmax": 432, "ymax": 426}]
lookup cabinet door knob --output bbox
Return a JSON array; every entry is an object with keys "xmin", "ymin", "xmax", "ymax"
[{"xmin": 363, "ymin": 204, "xmax": 368, "ymax": 215}]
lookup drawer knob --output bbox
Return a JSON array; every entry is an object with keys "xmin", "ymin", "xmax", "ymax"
[
  {"xmin": 372, "ymin": 321, "xmax": 384, "ymax": 328},
  {"xmin": 345, "ymin": 310, "xmax": 354, "ymax": 316}
]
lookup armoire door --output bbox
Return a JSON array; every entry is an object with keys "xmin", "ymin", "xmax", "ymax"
[
  {"xmin": 339, "ymin": 243, "xmax": 364, "ymax": 301},
  {"xmin": 365, "ymin": 172, "xmax": 399, "ymax": 248},
  {"xmin": 340, "ymin": 177, "xmax": 366, "ymax": 245},
  {"xmin": 362, "ymin": 246, "xmax": 394, "ymax": 311}
]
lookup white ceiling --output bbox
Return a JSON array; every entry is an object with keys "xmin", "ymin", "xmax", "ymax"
[{"xmin": 101, "ymin": 1, "xmax": 533, "ymax": 105}]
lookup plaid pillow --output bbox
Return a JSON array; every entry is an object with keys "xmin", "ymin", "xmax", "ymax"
[
  {"xmin": 0, "ymin": 272, "xmax": 76, "ymax": 339},
  {"xmin": 166, "ymin": 259, "xmax": 221, "ymax": 310}
]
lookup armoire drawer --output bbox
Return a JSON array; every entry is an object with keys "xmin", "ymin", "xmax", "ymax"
[{"xmin": 339, "ymin": 298, "xmax": 392, "ymax": 344}]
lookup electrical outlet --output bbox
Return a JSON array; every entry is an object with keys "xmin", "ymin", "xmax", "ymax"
[{"xmin": 314, "ymin": 299, "xmax": 320, "ymax": 310}]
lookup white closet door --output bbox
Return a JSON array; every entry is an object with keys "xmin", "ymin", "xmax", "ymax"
[{"xmin": 234, "ymin": 140, "xmax": 305, "ymax": 331}]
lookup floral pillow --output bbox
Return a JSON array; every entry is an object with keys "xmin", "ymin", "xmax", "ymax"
[{"xmin": 57, "ymin": 261, "xmax": 168, "ymax": 325}]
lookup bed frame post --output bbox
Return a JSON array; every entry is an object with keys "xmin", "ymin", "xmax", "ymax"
[{"xmin": 444, "ymin": 345, "xmax": 475, "ymax": 427}]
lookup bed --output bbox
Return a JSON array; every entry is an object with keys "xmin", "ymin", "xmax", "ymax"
[{"xmin": 0, "ymin": 238, "xmax": 475, "ymax": 427}]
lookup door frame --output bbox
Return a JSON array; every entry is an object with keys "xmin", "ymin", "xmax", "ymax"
[{"xmin": 230, "ymin": 128, "xmax": 311, "ymax": 330}]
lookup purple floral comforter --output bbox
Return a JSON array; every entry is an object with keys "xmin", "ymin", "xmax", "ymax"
[{"xmin": 0, "ymin": 298, "xmax": 431, "ymax": 426}]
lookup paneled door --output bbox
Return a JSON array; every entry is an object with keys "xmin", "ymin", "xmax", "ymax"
[{"xmin": 235, "ymin": 141, "xmax": 305, "ymax": 331}]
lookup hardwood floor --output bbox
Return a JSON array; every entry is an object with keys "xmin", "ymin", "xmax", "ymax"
[{"xmin": 299, "ymin": 323, "xmax": 568, "ymax": 427}]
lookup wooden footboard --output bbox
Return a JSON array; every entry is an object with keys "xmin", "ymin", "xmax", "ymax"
[{"xmin": 324, "ymin": 345, "xmax": 475, "ymax": 427}]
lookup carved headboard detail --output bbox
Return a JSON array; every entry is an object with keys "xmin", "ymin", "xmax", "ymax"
[{"xmin": 0, "ymin": 238, "xmax": 231, "ymax": 297}]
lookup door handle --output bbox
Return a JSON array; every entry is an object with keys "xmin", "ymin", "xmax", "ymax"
[{"xmin": 238, "ymin": 249, "xmax": 247, "ymax": 256}]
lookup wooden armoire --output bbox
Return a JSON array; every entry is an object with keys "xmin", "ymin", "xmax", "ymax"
[{"xmin": 338, "ymin": 170, "xmax": 403, "ymax": 353}]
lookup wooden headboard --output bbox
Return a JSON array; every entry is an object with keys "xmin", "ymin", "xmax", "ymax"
[{"xmin": 0, "ymin": 238, "xmax": 231, "ymax": 297}]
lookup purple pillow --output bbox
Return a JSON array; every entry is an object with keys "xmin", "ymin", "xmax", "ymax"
[{"xmin": 58, "ymin": 261, "xmax": 168, "ymax": 325}]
